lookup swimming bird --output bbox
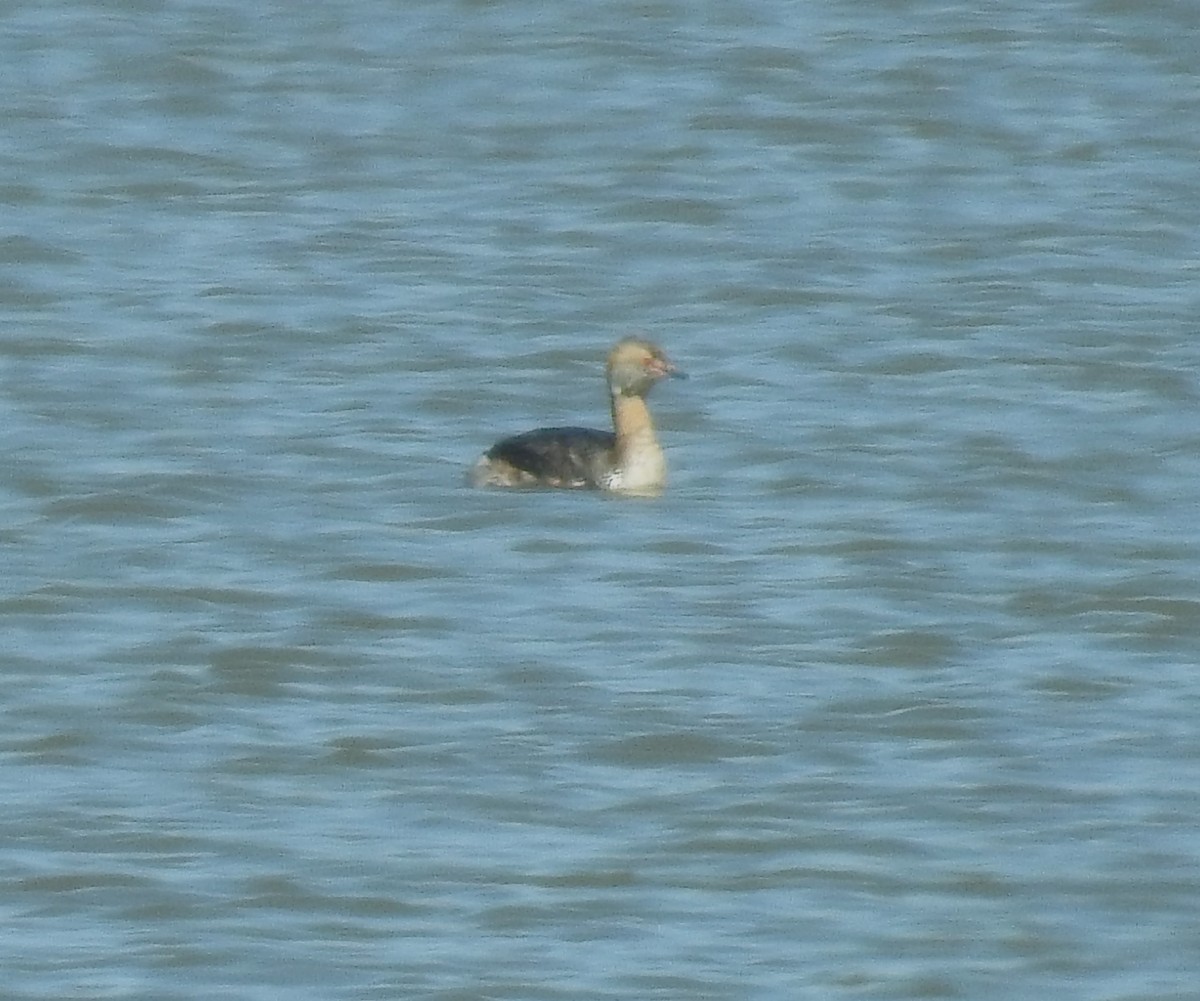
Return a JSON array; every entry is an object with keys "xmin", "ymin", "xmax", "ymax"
[{"xmin": 469, "ymin": 337, "xmax": 684, "ymax": 492}]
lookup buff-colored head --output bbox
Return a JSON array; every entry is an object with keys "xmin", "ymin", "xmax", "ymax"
[{"xmin": 606, "ymin": 338, "xmax": 684, "ymax": 398}]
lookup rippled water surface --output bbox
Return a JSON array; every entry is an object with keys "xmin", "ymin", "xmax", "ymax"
[{"xmin": 3, "ymin": 2, "xmax": 1199, "ymax": 998}]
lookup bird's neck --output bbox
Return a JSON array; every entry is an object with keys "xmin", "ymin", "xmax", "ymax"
[{"xmin": 609, "ymin": 391, "xmax": 665, "ymax": 490}]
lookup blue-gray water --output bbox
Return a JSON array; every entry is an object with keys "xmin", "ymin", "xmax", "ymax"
[{"xmin": 3, "ymin": 2, "xmax": 1199, "ymax": 999}]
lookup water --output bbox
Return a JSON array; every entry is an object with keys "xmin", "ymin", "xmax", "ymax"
[{"xmin": 3, "ymin": 1, "xmax": 1199, "ymax": 998}]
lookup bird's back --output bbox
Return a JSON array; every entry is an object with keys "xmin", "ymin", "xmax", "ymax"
[{"xmin": 474, "ymin": 426, "xmax": 616, "ymax": 488}]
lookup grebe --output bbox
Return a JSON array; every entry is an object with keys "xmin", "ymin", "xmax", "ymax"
[{"xmin": 470, "ymin": 337, "xmax": 684, "ymax": 492}]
